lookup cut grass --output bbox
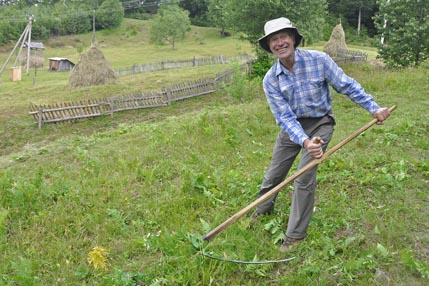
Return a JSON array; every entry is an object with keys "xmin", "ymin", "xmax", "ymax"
[{"xmin": 1, "ymin": 18, "xmax": 428, "ymax": 285}]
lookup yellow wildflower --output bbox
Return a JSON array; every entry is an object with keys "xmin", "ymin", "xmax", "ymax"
[{"xmin": 87, "ymin": 246, "xmax": 109, "ymax": 271}]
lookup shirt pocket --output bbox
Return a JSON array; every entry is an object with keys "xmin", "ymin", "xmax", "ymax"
[
  {"xmin": 299, "ymin": 80, "xmax": 325, "ymax": 107},
  {"xmin": 279, "ymin": 82, "xmax": 295, "ymax": 100}
]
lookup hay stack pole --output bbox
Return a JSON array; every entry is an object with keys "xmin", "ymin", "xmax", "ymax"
[{"xmin": 68, "ymin": 10, "xmax": 118, "ymax": 89}]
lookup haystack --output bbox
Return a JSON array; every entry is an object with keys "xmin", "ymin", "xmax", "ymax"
[
  {"xmin": 20, "ymin": 51, "xmax": 45, "ymax": 69},
  {"xmin": 68, "ymin": 45, "xmax": 117, "ymax": 88},
  {"xmin": 323, "ymin": 23, "xmax": 347, "ymax": 58}
]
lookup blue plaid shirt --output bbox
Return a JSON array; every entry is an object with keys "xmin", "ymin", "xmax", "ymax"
[{"xmin": 263, "ymin": 49, "xmax": 380, "ymax": 146}]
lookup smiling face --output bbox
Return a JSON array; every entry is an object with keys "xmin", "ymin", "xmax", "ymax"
[{"xmin": 268, "ymin": 29, "xmax": 296, "ymax": 67}]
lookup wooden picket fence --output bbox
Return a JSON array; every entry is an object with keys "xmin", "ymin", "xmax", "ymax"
[
  {"xmin": 29, "ymin": 49, "xmax": 366, "ymax": 128},
  {"xmin": 29, "ymin": 64, "xmax": 250, "ymax": 128},
  {"xmin": 115, "ymin": 54, "xmax": 254, "ymax": 76},
  {"xmin": 334, "ymin": 49, "xmax": 367, "ymax": 64},
  {"xmin": 107, "ymin": 91, "xmax": 166, "ymax": 114}
]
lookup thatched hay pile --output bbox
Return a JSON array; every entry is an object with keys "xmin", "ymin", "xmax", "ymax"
[
  {"xmin": 20, "ymin": 50, "xmax": 45, "ymax": 68},
  {"xmin": 68, "ymin": 45, "xmax": 117, "ymax": 88},
  {"xmin": 323, "ymin": 24, "xmax": 347, "ymax": 57}
]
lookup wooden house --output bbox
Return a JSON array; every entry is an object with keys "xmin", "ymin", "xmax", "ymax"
[
  {"xmin": 23, "ymin": 41, "xmax": 45, "ymax": 49},
  {"xmin": 48, "ymin": 57, "xmax": 75, "ymax": 72}
]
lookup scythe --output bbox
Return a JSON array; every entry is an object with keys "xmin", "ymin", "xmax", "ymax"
[{"xmin": 203, "ymin": 105, "xmax": 397, "ymax": 242}]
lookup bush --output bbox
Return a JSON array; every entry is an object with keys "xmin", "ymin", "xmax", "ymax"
[
  {"xmin": 95, "ymin": 0, "xmax": 125, "ymax": 30},
  {"xmin": 251, "ymin": 49, "xmax": 275, "ymax": 78},
  {"xmin": 0, "ymin": 22, "xmax": 21, "ymax": 45}
]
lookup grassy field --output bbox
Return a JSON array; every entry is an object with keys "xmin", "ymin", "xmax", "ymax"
[{"xmin": 1, "ymin": 19, "xmax": 428, "ymax": 285}]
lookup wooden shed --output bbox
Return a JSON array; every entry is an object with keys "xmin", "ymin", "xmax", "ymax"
[
  {"xmin": 48, "ymin": 57, "xmax": 75, "ymax": 72},
  {"xmin": 23, "ymin": 41, "xmax": 45, "ymax": 49}
]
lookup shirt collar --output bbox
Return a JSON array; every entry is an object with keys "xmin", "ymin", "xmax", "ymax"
[{"xmin": 274, "ymin": 49, "xmax": 302, "ymax": 76}]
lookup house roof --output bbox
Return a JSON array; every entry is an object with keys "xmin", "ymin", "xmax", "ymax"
[
  {"xmin": 23, "ymin": 41, "xmax": 44, "ymax": 49},
  {"xmin": 49, "ymin": 57, "xmax": 74, "ymax": 64}
]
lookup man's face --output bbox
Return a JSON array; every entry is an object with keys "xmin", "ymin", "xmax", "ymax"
[{"xmin": 268, "ymin": 30, "xmax": 296, "ymax": 60}]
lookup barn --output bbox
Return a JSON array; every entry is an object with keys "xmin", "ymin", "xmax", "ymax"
[{"xmin": 48, "ymin": 57, "xmax": 75, "ymax": 72}]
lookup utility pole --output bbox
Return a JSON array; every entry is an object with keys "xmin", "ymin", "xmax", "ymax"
[
  {"xmin": 26, "ymin": 15, "xmax": 33, "ymax": 75},
  {"xmin": 91, "ymin": 0, "xmax": 97, "ymax": 47},
  {"xmin": 92, "ymin": 10, "xmax": 97, "ymax": 46},
  {"xmin": 0, "ymin": 15, "xmax": 34, "ymax": 76},
  {"xmin": 381, "ymin": 0, "xmax": 390, "ymax": 45},
  {"xmin": 357, "ymin": 6, "xmax": 361, "ymax": 36}
]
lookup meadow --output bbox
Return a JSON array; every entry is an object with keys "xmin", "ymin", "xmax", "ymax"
[{"xmin": 0, "ymin": 19, "xmax": 428, "ymax": 285}]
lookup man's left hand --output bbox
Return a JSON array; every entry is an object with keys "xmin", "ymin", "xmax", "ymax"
[{"xmin": 373, "ymin": 107, "xmax": 391, "ymax": 125}]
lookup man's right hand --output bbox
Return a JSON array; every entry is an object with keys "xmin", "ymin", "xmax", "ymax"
[{"xmin": 373, "ymin": 107, "xmax": 391, "ymax": 125}]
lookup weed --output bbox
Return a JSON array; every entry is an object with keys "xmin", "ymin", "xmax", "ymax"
[
  {"xmin": 87, "ymin": 246, "xmax": 110, "ymax": 271},
  {"xmin": 400, "ymin": 250, "xmax": 429, "ymax": 279}
]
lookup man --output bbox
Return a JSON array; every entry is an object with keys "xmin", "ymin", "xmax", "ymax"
[{"xmin": 253, "ymin": 17, "xmax": 391, "ymax": 253}]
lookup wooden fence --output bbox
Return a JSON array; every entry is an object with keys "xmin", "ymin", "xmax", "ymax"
[
  {"xmin": 29, "ymin": 49, "xmax": 366, "ymax": 128},
  {"xmin": 29, "ymin": 100, "xmax": 110, "ymax": 128},
  {"xmin": 115, "ymin": 54, "xmax": 254, "ymax": 76},
  {"xmin": 29, "ymin": 63, "xmax": 251, "ymax": 128},
  {"xmin": 334, "ymin": 49, "xmax": 368, "ymax": 64}
]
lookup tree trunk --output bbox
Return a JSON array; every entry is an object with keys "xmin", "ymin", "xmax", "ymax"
[{"xmin": 357, "ymin": 6, "xmax": 361, "ymax": 36}]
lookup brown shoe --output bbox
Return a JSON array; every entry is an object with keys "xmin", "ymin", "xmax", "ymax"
[{"xmin": 279, "ymin": 236, "xmax": 305, "ymax": 253}]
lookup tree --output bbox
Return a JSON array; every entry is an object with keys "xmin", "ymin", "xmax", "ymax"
[
  {"xmin": 207, "ymin": 0, "xmax": 228, "ymax": 36},
  {"xmin": 61, "ymin": 9, "xmax": 91, "ymax": 35},
  {"xmin": 179, "ymin": 0, "xmax": 209, "ymax": 26},
  {"xmin": 140, "ymin": 0, "xmax": 161, "ymax": 15},
  {"xmin": 223, "ymin": 0, "xmax": 327, "ymax": 47},
  {"xmin": 150, "ymin": 4, "xmax": 191, "ymax": 49},
  {"xmin": 328, "ymin": 0, "xmax": 378, "ymax": 37},
  {"xmin": 95, "ymin": 0, "xmax": 124, "ymax": 30},
  {"xmin": 0, "ymin": 22, "xmax": 20, "ymax": 44},
  {"xmin": 375, "ymin": 0, "xmax": 429, "ymax": 67},
  {"xmin": 216, "ymin": 0, "xmax": 326, "ymax": 77}
]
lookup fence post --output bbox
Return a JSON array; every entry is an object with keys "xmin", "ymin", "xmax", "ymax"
[
  {"xmin": 162, "ymin": 88, "xmax": 171, "ymax": 105},
  {"xmin": 38, "ymin": 109, "xmax": 43, "ymax": 129},
  {"xmin": 109, "ymin": 99, "xmax": 114, "ymax": 117}
]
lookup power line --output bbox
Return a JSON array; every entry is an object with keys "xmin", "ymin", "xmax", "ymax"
[{"xmin": 0, "ymin": 0, "xmax": 181, "ymax": 24}]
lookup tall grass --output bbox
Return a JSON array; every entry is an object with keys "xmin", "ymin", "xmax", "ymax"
[{"xmin": 1, "ymin": 19, "xmax": 428, "ymax": 285}]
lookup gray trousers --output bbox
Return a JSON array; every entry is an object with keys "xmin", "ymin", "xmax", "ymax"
[{"xmin": 256, "ymin": 115, "xmax": 335, "ymax": 239}]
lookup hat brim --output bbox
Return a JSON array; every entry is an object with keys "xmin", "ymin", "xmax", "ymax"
[{"xmin": 258, "ymin": 28, "xmax": 303, "ymax": 54}]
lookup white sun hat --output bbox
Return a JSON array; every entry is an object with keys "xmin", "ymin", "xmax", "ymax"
[{"xmin": 258, "ymin": 17, "xmax": 303, "ymax": 54}]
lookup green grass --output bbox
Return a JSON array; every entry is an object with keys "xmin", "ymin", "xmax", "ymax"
[
  {"xmin": 0, "ymin": 19, "xmax": 252, "ymax": 157},
  {"xmin": 1, "ymin": 19, "xmax": 429, "ymax": 285}
]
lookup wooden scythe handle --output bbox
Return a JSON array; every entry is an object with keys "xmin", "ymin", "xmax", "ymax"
[{"xmin": 203, "ymin": 105, "xmax": 397, "ymax": 242}]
